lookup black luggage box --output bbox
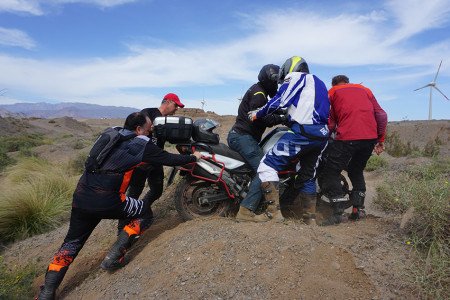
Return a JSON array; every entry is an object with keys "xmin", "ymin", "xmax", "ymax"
[{"xmin": 153, "ymin": 116, "xmax": 193, "ymax": 144}]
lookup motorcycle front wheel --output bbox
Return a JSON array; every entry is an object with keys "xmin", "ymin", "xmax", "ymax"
[{"xmin": 174, "ymin": 176, "xmax": 234, "ymax": 221}]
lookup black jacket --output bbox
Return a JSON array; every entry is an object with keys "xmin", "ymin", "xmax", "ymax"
[
  {"xmin": 73, "ymin": 135, "xmax": 195, "ymax": 211},
  {"xmin": 232, "ymin": 83, "xmax": 284, "ymax": 142},
  {"xmin": 141, "ymin": 107, "xmax": 165, "ymax": 148}
]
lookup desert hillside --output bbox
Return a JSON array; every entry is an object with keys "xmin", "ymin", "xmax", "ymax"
[{"xmin": 0, "ymin": 113, "xmax": 448, "ymax": 299}]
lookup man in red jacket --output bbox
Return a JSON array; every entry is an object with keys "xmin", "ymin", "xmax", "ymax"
[{"xmin": 318, "ymin": 75, "xmax": 387, "ymax": 226}]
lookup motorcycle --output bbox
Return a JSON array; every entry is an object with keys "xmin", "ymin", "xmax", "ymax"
[{"xmin": 163, "ymin": 118, "xmax": 349, "ymax": 221}]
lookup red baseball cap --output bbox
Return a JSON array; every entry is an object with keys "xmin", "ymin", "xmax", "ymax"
[{"xmin": 163, "ymin": 93, "xmax": 185, "ymax": 108}]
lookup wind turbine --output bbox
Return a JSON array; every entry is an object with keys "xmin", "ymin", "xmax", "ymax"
[
  {"xmin": 414, "ymin": 60, "xmax": 449, "ymax": 120},
  {"xmin": 200, "ymin": 99, "xmax": 206, "ymax": 111}
]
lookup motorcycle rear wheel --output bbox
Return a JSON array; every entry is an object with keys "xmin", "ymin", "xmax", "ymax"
[{"xmin": 174, "ymin": 176, "xmax": 234, "ymax": 221}]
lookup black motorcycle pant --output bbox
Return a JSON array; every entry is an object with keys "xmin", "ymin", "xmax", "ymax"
[{"xmin": 318, "ymin": 139, "xmax": 377, "ymax": 198}]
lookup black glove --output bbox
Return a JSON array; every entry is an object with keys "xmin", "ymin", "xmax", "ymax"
[
  {"xmin": 279, "ymin": 114, "xmax": 288, "ymax": 125},
  {"xmin": 260, "ymin": 113, "xmax": 288, "ymax": 127}
]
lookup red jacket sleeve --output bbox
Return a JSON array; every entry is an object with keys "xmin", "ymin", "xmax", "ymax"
[{"xmin": 367, "ymin": 91, "xmax": 387, "ymax": 142}]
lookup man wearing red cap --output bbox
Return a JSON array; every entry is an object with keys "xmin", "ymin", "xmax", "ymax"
[{"xmin": 118, "ymin": 93, "xmax": 185, "ymax": 233}]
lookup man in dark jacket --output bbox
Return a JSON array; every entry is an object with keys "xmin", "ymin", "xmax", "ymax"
[
  {"xmin": 227, "ymin": 64, "xmax": 286, "ymax": 222},
  {"xmin": 318, "ymin": 75, "xmax": 387, "ymax": 226},
  {"xmin": 37, "ymin": 112, "xmax": 201, "ymax": 300},
  {"xmin": 120, "ymin": 93, "xmax": 185, "ymax": 232}
]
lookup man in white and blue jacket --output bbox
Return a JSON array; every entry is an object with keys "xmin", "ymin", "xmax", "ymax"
[{"xmin": 249, "ymin": 56, "xmax": 330, "ymax": 224}]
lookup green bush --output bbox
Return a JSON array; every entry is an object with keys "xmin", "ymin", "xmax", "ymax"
[
  {"xmin": 0, "ymin": 256, "xmax": 38, "ymax": 299},
  {"xmin": 0, "ymin": 150, "xmax": 16, "ymax": 171},
  {"xmin": 71, "ymin": 139, "xmax": 87, "ymax": 150},
  {"xmin": 385, "ymin": 131, "xmax": 419, "ymax": 157},
  {"xmin": 67, "ymin": 151, "xmax": 88, "ymax": 175},
  {"xmin": 365, "ymin": 155, "xmax": 388, "ymax": 171},
  {"xmin": 423, "ymin": 139, "xmax": 440, "ymax": 157},
  {"xmin": 4, "ymin": 157, "xmax": 51, "ymax": 184},
  {"xmin": 0, "ymin": 134, "xmax": 50, "ymax": 153},
  {"xmin": 374, "ymin": 159, "xmax": 450, "ymax": 298},
  {"xmin": 0, "ymin": 160, "xmax": 77, "ymax": 242},
  {"xmin": 18, "ymin": 147, "xmax": 39, "ymax": 158}
]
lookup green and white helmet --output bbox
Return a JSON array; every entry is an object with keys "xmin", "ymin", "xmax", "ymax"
[{"xmin": 278, "ymin": 56, "xmax": 309, "ymax": 83}]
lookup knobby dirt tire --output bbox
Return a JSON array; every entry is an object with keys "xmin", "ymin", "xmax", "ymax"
[{"xmin": 174, "ymin": 176, "xmax": 233, "ymax": 221}]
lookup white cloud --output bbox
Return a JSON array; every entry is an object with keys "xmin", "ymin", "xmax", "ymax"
[
  {"xmin": 0, "ymin": 0, "xmax": 43, "ymax": 15},
  {"xmin": 0, "ymin": 27, "xmax": 36, "ymax": 49},
  {"xmin": 48, "ymin": 0, "xmax": 139, "ymax": 8},
  {"xmin": 0, "ymin": 0, "xmax": 449, "ymax": 117},
  {"xmin": 384, "ymin": 0, "xmax": 450, "ymax": 44},
  {"xmin": 0, "ymin": 0, "xmax": 139, "ymax": 15}
]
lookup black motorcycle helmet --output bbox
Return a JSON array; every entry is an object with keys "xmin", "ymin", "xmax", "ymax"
[
  {"xmin": 258, "ymin": 64, "xmax": 280, "ymax": 98},
  {"xmin": 192, "ymin": 119, "xmax": 220, "ymax": 144},
  {"xmin": 278, "ymin": 56, "xmax": 309, "ymax": 83}
]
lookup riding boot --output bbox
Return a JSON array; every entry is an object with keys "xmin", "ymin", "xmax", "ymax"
[
  {"xmin": 117, "ymin": 218, "xmax": 130, "ymax": 236},
  {"xmin": 349, "ymin": 191, "xmax": 366, "ymax": 220},
  {"xmin": 36, "ymin": 267, "xmax": 68, "ymax": 300},
  {"xmin": 319, "ymin": 196, "xmax": 348, "ymax": 226},
  {"xmin": 281, "ymin": 192, "xmax": 302, "ymax": 219},
  {"xmin": 300, "ymin": 193, "xmax": 317, "ymax": 226},
  {"xmin": 101, "ymin": 230, "xmax": 138, "ymax": 271},
  {"xmin": 235, "ymin": 206, "xmax": 270, "ymax": 222},
  {"xmin": 261, "ymin": 181, "xmax": 284, "ymax": 222}
]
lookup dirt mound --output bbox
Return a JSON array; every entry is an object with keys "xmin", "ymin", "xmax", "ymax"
[
  {"xmin": 29, "ymin": 116, "xmax": 93, "ymax": 135},
  {"xmin": 68, "ymin": 219, "xmax": 380, "ymax": 299},
  {"xmin": 0, "ymin": 116, "xmax": 35, "ymax": 136},
  {"xmin": 1, "ymin": 182, "xmax": 416, "ymax": 299}
]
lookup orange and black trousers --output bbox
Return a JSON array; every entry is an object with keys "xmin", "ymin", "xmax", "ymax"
[{"xmin": 47, "ymin": 197, "xmax": 153, "ymax": 274}]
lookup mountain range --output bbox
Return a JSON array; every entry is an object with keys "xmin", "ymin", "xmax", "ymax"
[{"xmin": 0, "ymin": 102, "xmax": 139, "ymax": 119}]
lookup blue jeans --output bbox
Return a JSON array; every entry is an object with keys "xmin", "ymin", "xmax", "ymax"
[{"xmin": 227, "ymin": 130, "xmax": 263, "ymax": 211}]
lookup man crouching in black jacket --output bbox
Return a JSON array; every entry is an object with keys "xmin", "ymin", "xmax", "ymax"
[{"xmin": 36, "ymin": 112, "xmax": 201, "ymax": 300}]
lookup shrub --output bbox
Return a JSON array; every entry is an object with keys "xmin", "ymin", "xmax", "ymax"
[
  {"xmin": 67, "ymin": 151, "xmax": 88, "ymax": 175},
  {"xmin": 433, "ymin": 136, "xmax": 443, "ymax": 146},
  {"xmin": 423, "ymin": 139, "xmax": 440, "ymax": 157},
  {"xmin": 0, "ymin": 256, "xmax": 38, "ymax": 299},
  {"xmin": 4, "ymin": 157, "xmax": 51, "ymax": 184},
  {"xmin": 0, "ymin": 160, "xmax": 77, "ymax": 242},
  {"xmin": 0, "ymin": 134, "xmax": 50, "ymax": 153},
  {"xmin": 385, "ymin": 131, "xmax": 419, "ymax": 157},
  {"xmin": 0, "ymin": 150, "xmax": 15, "ymax": 171},
  {"xmin": 71, "ymin": 139, "xmax": 87, "ymax": 150},
  {"xmin": 18, "ymin": 147, "xmax": 39, "ymax": 158},
  {"xmin": 374, "ymin": 159, "xmax": 450, "ymax": 298},
  {"xmin": 365, "ymin": 155, "xmax": 388, "ymax": 171}
]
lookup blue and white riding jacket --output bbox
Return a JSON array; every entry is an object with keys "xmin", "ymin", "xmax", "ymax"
[{"xmin": 256, "ymin": 72, "xmax": 330, "ymax": 139}]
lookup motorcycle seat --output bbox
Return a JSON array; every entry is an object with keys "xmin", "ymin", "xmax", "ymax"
[{"xmin": 209, "ymin": 143, "xmax": 245, "ymax": 162}]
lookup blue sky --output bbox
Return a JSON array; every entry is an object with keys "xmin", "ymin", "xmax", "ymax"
[{"xmin": 0, "ymin": 0, "xmax": 449, "ymax": 120}]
